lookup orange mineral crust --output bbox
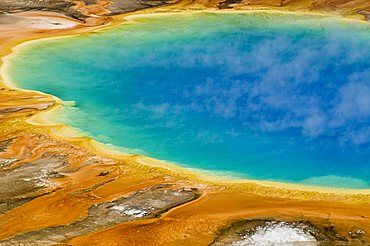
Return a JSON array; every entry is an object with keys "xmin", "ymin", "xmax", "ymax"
[
  {"xmin": 0, "ymin": 122, "xmax": 369, "ymax": 244},
  {"xmin": 69, "ymin": 191, "xmax": 370, "ymax": 245},
  {"xmin": 0, "ymin": 1, "xmax": 369, "ymax": 245}
]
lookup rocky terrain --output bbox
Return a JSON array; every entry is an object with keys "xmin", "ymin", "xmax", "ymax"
[
  {"xmin": 0, "ymin": 0, "xmax": 179, "ymax": 21},
  {"xmin": 211, "ymin": 219, "xmax": 367, "ymax": 245},
  {"xmin": 2, "ymin": 184, "xmax": 200, "ymax": 244},
  {"xmin": 0, "ymin": 0, "xmax": 369, "ymax": 245},
  {"xmin": 0, "ymin": 0, "xmax": 369, "ymax": 21}
]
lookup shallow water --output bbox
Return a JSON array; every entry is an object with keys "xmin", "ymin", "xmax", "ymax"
[{"xmin": 8, "ymin": 12, "xmax": 370, "ymax": 188}]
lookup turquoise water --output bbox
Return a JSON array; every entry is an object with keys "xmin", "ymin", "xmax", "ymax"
[{"xmin": 8, "ymin": 12, "xmax": 370, "ymax": 188}]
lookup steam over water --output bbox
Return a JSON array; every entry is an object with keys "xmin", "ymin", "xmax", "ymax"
[{"xmin": 9, "ymin": 12, "xmax": 370, "ymax": 188}]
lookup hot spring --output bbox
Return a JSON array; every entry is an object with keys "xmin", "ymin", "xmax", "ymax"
[{"xmin": 6, "ymin": 12, "xmax": 370, "ymax": 188}]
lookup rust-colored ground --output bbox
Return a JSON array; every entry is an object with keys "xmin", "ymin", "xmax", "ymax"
[{"xmin": 0, "ymin": 0, "xmax": 370, "ymax": 245}]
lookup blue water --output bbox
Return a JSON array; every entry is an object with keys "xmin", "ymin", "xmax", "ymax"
[{"xmin": 8, "ymin": 12, "xmax": 370, "ymax": 188}]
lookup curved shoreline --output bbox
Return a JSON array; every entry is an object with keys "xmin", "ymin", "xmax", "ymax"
[
  {"xmin": 0, "ymin": 7, "xmax": 370, "ymax": 245},
  {"xmin": 2, "ymin": 10, "xmax": 370, "ymax": 195}
]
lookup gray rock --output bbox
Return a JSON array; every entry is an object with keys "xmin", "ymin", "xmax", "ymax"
[
  {"xmin": 211, "ymin": 219, "xmax": 348, "ymax": 246},
  {"xmin": 0, "ymin": 154, "xmax": 67, "ymax": 214},
  {"xmin": 1, "ymin": 184, "xmax": 200, "ymax": 245}
]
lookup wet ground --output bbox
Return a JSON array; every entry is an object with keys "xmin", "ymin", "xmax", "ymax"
[
  {"xmin": 1, "ymin": 184, "xmax": 199, "ymax": 244},
  {"xmin": 0, "ymin": 1, "xmax": 369, "ymax": 245},
  {"xmin": 0, "ymin": 86, "xmax": 369, "ymax": 246}
]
